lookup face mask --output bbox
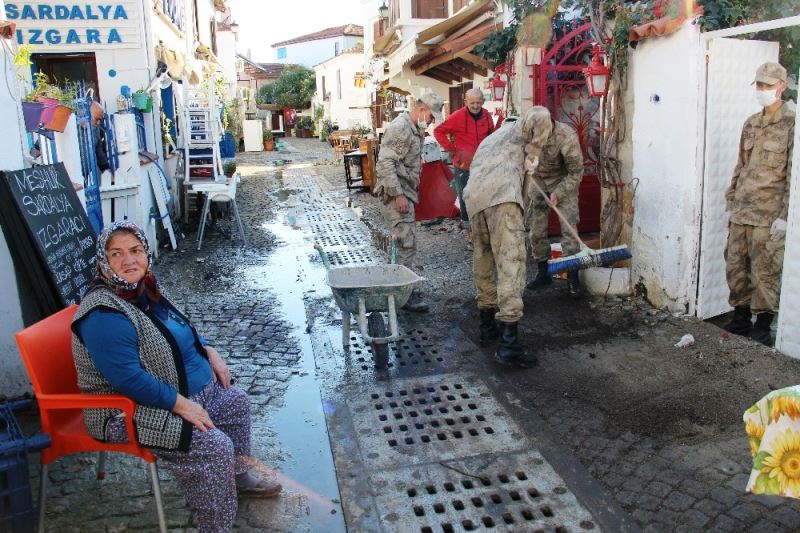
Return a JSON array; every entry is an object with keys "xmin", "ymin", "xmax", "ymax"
[
  {"xmin": 417, "ymin": 118, "xmax": 429, "ymax": 130},
  {"xmin": 756, "ymin": 89, "xmax": 778, "ymax": 107}
]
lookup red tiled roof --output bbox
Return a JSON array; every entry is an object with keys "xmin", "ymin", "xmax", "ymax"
[
  {"xmin": 237, "ymin": 55, "xmax": 286, "ymax": 79},
  {"xmin": 271, "ymin": 24, "xmax": 363, "ymax": 47}
]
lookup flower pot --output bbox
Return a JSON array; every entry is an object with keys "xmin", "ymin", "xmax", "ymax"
[
  {"xmin": 132, "ymin": 92, "xmax": 153, "ymax": 113},
  {"xmin": 44, "ymin": 105, "xmax": 73, "ymax": 133},
  {"xmin": 263, "ymin": 140, "xmax": 275, "ymax": 151},
  {"xmin": 21, "ymin": 101, "xmax": 44, "ymax": 131},
  {"xmin": 36, "ymin": 96, "xmax": 59, "ymax": 124}
]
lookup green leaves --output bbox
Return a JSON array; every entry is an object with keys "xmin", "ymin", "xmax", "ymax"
[
  {"xmin": 273, "ymin": 66, "xmax": 316, "ymax": 110},
  {"xmin": 753, "ymin": 471, "xmax": 780, "ymax": 494}
]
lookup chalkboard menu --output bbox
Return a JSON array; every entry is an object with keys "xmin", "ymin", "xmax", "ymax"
[{"xmin": 0, "ymin": 164, "xmax": 97, "ymax": 316}]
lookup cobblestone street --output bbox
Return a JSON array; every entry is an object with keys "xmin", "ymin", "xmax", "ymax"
[{"xmin": 19, "ymin": 137, "xmax": 800, "ymax": 532}]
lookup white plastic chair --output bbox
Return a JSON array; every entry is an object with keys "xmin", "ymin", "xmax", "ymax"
[{"xmin": 195, "ymin": 174, "xmax": 247, "ymax": 250}]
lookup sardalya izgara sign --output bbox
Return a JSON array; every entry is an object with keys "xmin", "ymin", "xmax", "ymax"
[{"xmin": 5, "ymin": 2, "xmax": 141, "ymax": 49}]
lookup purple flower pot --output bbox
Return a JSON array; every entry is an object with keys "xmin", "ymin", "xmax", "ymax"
[
  {"xmin": 22, "ymin": 101, "xmax": 44, "ymax": 132},
  {"xmin": 36, "ymin": 96, "xmax": 59, "ymax": 124}
]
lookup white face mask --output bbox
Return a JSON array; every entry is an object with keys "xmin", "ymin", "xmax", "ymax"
[
  {"xmin": 756, "ymin": 89, "xmax": 778, "ymax": 107},
  {"xmin": 417, "ymin": 118, "xmax": 429, "ymax": 130}
]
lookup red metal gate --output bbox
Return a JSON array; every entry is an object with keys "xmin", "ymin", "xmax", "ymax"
[{"xmin": 532, "ymin": 21, "xmax": 601, "ymax": 235}]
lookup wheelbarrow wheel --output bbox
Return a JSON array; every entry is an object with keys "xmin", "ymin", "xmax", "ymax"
[{"xmin": 368, "ymin": 312, "xmax": 389, "ymax": 368}]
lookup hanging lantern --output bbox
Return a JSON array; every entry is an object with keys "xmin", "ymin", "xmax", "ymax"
[
  {"xmin": 583, "ymin": 44, "xmax": 610, "ymax": 98},
  {"xmin": 378, "ymin": 1, "xmax": 389, "ymax": 19},
  {"xmin": 489, "ymin": 64, "xmax": 508, "ymax": 102}
]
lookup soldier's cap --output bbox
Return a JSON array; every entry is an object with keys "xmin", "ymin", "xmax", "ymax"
[
  {"xmin": 418, "ymin": 92, "xmax": 444, "ymax": 122},
  {"xmin": 753, "ymin": 62, "xmax": 787, "ymax": 85}
]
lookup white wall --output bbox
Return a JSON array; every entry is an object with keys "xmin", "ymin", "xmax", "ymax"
[
  {"xmin": 0, "ymin": 0, "xmax": 29, "ymax": 396},
  {"xmin": 315, "ymin": 53, "xmax": 372, "ymax": 129},
  {"xmin": 629, "ymin": 23, "xmax": 703, "ymax": 312},
  {"xmin": 216, "ymin": 30, "xmax": 238, "ymax": 94},
  {"xmin": 275, "ymin": 35, "xmax": 362, "ymax": 67}
]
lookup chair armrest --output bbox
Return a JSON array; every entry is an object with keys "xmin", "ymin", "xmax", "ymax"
[{"xmin": 36, "ymin": 393, "xmax": 143, "ymax": 444}]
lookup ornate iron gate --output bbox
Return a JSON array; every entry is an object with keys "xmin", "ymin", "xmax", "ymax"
[{"xmin": 532, "ymin": 21, "xmax": 601, "ymax": 234}]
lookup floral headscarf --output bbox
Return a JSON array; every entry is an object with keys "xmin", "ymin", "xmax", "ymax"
[{"xmin": 87, "ymin": 221, "xmax": 164, "ymax": 315}]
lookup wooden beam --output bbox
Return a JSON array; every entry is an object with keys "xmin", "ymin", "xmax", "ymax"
[
  {"xmin": 435, "ymin": 62, "xmax": 467, "ymax": 82},
  {"xmin": 424, "ymin": 69, "xmax": 457, "ymax": 85},
  {"xmin": 457, "ymin": 52, "xmax": 494, "ymax": 71},
  {"xmin": 412, "ymin": 20, "xmax": 499, "ymax": 73},
  {"xmin": 415, "ymin": 0, "xmax": 494, "ymax": 44}
]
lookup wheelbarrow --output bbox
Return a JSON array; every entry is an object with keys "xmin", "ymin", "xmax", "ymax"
[{"xmin": 314, "ymin": 242, "xmax": 423, "ymax": 368}]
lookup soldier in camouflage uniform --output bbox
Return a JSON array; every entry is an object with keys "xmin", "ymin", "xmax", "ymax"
[
  {"xmin": 523, "ymin": 108, "xmax": 585, "ymax": 297},
  {"xmin": 463, "ymin": 106, "xmax": 552, "ymax": 366},
  {"xmin": 374, "ymin": 92, "xmax": 444, "ymax": 312},
  {"xmin": 724, "ymin": 62, "xmax": 794, "ymax": 346}
]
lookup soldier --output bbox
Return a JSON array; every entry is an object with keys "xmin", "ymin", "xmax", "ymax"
[
  {"xmin": 524, "ymin": 108, "xmax": 585, "ymax": 297},
  {"xmin": 433, "ymin": 88, "xmax": 501, "ymax": 240},
  {"xmin": 374, "ymin": 92, "xmax": 444, "ymax": 313},
  {"xmin": 463, "ymin": 106, "xmax": 551, "ymax": 366},
  {"xmin": 724, "ymin": 62, "xmax": 794, "ymax": 346}
]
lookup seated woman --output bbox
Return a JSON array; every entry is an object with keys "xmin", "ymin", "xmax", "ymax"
[{"xmin": 71, "ymin": 221, "xmax": 280, "ymax": 532}]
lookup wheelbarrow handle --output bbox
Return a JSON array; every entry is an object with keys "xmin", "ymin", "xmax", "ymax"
[
  {"xmin": 313, "ymin": 243, "xmax": 331, "ymax": 270},
  {"xmin": 389, "ymin": 236, "xmax": 398, "ymax": 265}
]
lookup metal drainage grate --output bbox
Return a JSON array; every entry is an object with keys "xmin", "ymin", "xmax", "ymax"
[
  {"xmin": 348, "ymin": 328, "xmax": 444, "ymax": 370},
  {"xmin": 371, "ymin": 453, "xmax": 598, "ymax": 533},
  {"xmin": 315, "ymin": 232, "xmax": 367, "ymax": 248},
  {"xmin": 323, "ymin": 249, "xmax": 382, "ymax": 266},
  {"xmin": 310, "ymin": 222, "xmax": 356, "ymax": 236},
  {"xmin": 306, "ymin": 212, "xmax": 350, "ymax": 223},
  {"xmin": 350, "ymin": 374, "xmax": 525, "ymax": 468}
]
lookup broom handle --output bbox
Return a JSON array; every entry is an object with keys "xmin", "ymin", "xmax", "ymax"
[{"xmin": 527, "ymin": 177, "xmax": 587, "ymax": 249}]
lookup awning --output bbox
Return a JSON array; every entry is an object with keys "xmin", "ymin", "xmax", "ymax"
[
  {"xmin": 402, "ymin": 0, "xmax": 499, "ymax": 84},
  {"xmin": 373, "ymin": 26, "xmax": 400, "ymax": 56}
]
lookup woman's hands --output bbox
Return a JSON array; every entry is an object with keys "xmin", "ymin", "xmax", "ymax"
[
  {"xmin": 205, "ymin": 346, "xmax": 232, "ymax": 389},
  {"xmin": 173, "ymin": 395, "xmax": 215, "ymax": 431}
]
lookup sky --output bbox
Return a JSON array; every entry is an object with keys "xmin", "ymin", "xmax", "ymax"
[{"xmin": 230, "ymin": 0, "xmax": 377, "ymax": 62}]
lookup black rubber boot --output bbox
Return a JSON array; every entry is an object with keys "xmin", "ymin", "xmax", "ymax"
[
  {"xmin": 402, "ymin": 290, "xmax": 429, "ymax": 313},
  {"xmin": 494, "ymin": 322, "xmax": 537, "ymax": 367},
  {"xmin": 724, "ymin": 306, "xmax": 752, "ymax": 336},
  {"xmin": 526, "ymin": 261, "xmax": 552, "ymax": 290},
  {"xmin": 567, "ymin": 271, "xmax": 584, "ymax": 298},
  {"xmin": 479, "ymin": 308, "xmax": 500, "ymax": 345},
  {"xmin": 750, "ymin": 312, "xmax": 774, "ymax": 347}
]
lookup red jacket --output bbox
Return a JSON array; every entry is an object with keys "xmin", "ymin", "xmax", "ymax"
[{"xmin": 434, "ymin": 107, "xmax": 501, "ymax": 170}]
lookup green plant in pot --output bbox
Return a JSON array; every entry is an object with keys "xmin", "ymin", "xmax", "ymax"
[
  {"xmin": 263, "ymin": 129, "xmax": 275, "ymax": 151},
  {"xmin": 132, "ymin": 89, "xmax": 153, "ymax": 113},
  {"xmin": 223, "ymin": 160, "xmax": 237, "ymax": 177}
]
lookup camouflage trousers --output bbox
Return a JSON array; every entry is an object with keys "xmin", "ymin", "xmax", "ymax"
[
  {"xmin": 526, "ymin": 191, "xmax": 580, "ymax": 262},
  {"xmin": 471, "ymin": 202, "xmax": 527, "ymax": 323},
  {"xmin": 382, "ymin": 200, "xmax": 417, "ymax": 269},
  {"xmin": 726, "ymin": 223, "xmax": 785, "ymax": 314}
]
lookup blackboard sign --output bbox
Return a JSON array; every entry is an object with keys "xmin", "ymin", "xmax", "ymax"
[{"xmin": 0, "ymin": 163, "xmax": 96, "ymax": 312}]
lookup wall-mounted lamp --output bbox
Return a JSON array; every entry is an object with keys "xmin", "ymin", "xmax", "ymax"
[
  {"xmin": 378, "ymin": 1, "xmax": 389, "ymax": 19},
  {"xmin": 583, "ymin": 44, "xmax": 610, "ymax": 98}
]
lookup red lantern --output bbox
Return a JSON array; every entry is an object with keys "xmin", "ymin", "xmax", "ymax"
[
  {"xmin": 490, "ymin": 63, "xmax": 509, "ymax": 102},
  {"xmin": 583, "ymin": 44, "xmax": 610, "ymax": 98}
]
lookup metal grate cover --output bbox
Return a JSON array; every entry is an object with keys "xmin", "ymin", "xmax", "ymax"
[
  {"xmin": 322, "ymin": 249, "xmax": 383, "ymax": 266},
  {"xmin": 348, "ymin": 328, "xmax": 445, "ymax": 370},
  {"xmin": 372, "ymin": 453, "xmax": 599, "ymax": 532},
  {"xmin": 350, "ymin": 374, "xmax": 526, "ymax": 469},
  {"xmin": 315, "ymin": 232, "xmax": 367, "ymax": 249}
]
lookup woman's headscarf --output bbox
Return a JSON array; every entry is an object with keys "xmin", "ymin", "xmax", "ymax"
[{"xmin": 87, "ymin": 221, "xmax": 165, "ymax": 316}]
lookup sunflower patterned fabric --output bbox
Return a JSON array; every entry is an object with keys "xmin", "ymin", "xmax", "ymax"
[{"xmin": 744, "ymin": 386, "xmax": 800, "ymax": 497}]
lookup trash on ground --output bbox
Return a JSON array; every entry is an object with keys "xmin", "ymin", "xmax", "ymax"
[{"xmin": 674, "ymin": 334, "xmax": 695, "ymax": 348}]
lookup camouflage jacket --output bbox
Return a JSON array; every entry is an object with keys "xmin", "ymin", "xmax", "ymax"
[
  {"xmin": 374, "ymin": 112, "xmax": 424, "ymax": 204},
  {"xmin": 726, "ymin": 104, "xmax": 795, "ymax": 226},
  {"xmin": 464, "ymin": 120, "xmax": 541, "ymax": 216},
  {"xmin": 528, "ymin": 121, "xmax": 584, "ymax": 201}
]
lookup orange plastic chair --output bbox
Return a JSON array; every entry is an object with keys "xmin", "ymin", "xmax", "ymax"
[{"xmin": 15, "ymin": 305, "xmax": 167, "ymax": 533}]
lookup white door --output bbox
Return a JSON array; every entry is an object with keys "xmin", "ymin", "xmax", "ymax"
[
  {"xmin": 695, "ymin": 37, "xmax": 779, "ymax": 319},
  {"xmin": 776, "ymin": 75, "xmax": 800, "ymax": 357},
  {"xmin": 243, "ymin": 119, "xmax": 263, "ymax": 152}
]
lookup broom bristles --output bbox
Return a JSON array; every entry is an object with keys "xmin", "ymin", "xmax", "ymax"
[{"xmin": 547, "ymin": 245, "xmax": 632, "ymax": 275}]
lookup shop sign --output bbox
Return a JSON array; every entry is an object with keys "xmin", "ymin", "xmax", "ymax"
[{"xmin": 5, "ymin": 1, "xmax": 141, "ymax": 50}]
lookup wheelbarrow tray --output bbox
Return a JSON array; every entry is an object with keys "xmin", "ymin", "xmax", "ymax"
[{"xmin": 326, "ymin": 264, "xmax": 422, "ymax": 314}]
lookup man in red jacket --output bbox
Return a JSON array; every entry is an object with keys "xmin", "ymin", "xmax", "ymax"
[{"xmin": 434, "ymin": 89, "xmax": 501, "ymax": 238}]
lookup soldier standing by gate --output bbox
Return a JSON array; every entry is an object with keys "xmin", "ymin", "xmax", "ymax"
[
  {"xmin": 374, "ymin": 92, "xmax": 444, "ymax": 313},
  {"xmin": 463, "ymin": 107, "xmax": 550, "ymax": 367},
  {"xmin": 724, "ymin": 62, "xmax": 794, "ymax": 346},
  {"xmin": 523, "ymin": 108, "xmax": 585, "ymax": 297}
]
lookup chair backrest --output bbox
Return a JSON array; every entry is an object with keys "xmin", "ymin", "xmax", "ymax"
[
  {"xmin": 210, "ymin": 174, "xmax": 238, "ymax": 202},
  {"xmin": 16, "ymin": 305, "xmax": 80, "ymax": 396}
]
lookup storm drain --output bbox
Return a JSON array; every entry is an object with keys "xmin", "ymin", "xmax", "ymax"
[
  {"xmin": 315, "ymin": 232, "xmax": 367, "ymax": 249},
  {"xmin": 310, "ymin": 222, "xmax": 359, "ymax": 236},
  {"xmin": 371, "ymin": 453, "xmax": 599, "ymax": 533},
  {"xmin": 321, "ymin": 249, "xmax": 383, "ymax": 266},
  {"xmin": 348, "ymin": 328, "xmax": 445, "ymax": 370},
  {"xmin": 349, "ymin": 374, "xmax": 525, "ymax": 468},
  {"xmin": 306, "ymin": 211, "xmax": 350, "ymax": 223}
]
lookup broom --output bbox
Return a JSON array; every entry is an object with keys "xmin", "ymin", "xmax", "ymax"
[{"xmin": 527, "ymin": 178, "xmax": 631, "ymax": 275}]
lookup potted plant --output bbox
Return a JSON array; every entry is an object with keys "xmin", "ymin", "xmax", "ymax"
[
  {"xmin": 296, "ymin": 116, "xmax": 314, "ymax": 138},
  {"xmin": 22, "ymin": 73, "xmax": 76, "ymax": 132},
  {"xmin": 132, "ymin": 89, "xmax": 153, "ymax": 113},
  {"xmin": 44, "ymin": 81, "xmax": 77, "ymax": 133},
  {"xmin": 223, "ymin": 160, "xmax": 237, "ymax": 177},
  {"xmin": 263, "ymin": 130, "xmax": 275, "ymax": 151},
  {"xmin": 320, "ymin": 119, "xmax": 334, "ymax": 143}
]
